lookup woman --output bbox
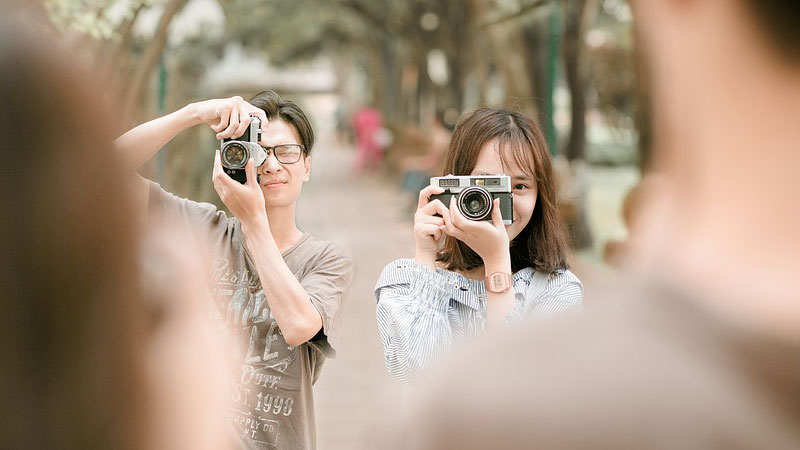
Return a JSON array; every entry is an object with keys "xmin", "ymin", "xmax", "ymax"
[{"xmin": 375, "ymin": 108, "xmax": 583, "ymax": 384}]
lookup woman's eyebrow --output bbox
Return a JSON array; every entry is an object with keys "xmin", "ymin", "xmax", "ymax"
[
  {"xmin": 512, "ymin": 174, "xmax": 535, "ymax": 181},
  {"xmin": 471, "ymin": 171, "xmax": 534, "ymax": 181}
]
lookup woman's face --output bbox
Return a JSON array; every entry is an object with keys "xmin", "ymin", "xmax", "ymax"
[{"xmin": 470, "ymin": 139, "xmax": 537, "ymax": 242}]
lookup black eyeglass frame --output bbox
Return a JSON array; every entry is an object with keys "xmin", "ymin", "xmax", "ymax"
[{"xmin": 261, "ymin": 144, "xmax": 306, "ymax": 164}]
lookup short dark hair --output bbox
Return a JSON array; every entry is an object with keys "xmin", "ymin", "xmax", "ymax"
[
  {"xmin": 740, "ymin": 1, "xmax": 800, "ymax": 63},
  {"xmin": 436, "ymin": 108, "xmax": 570, "ymax": 274},
  {"xmin": 248, "ymin": 90, "xmax": 315, "ymax": 155}
]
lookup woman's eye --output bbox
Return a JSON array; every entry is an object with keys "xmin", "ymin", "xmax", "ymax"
[{"xmin": 514, "ymin": 184, "xmax": 528, "ymax": 190}]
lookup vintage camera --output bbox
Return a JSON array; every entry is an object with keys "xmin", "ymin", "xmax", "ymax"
[
  {"xmin": 219, "ymin": 117, "xmax": 266, "ymax": 184},
  {"xmin": 429, "ymin": 174, "xmax": 513, "ymax": 224}
]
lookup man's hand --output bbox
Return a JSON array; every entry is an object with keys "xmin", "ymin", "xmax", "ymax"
[
  {"xmin": 212, "ymin": 150, "xmax": 267, "ymax": 225},
  {"xmin": 193, "ymin": 96, "xmax": 269, "ymax": 140}
]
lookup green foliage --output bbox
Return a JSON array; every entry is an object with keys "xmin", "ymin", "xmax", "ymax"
[
  {"xmin": 44, "ymin": 0, "xmax": 153, "ymax": 40},
  {"xmin": 220, "ymin": 0, "xmax": 391, "ymax": 66}
]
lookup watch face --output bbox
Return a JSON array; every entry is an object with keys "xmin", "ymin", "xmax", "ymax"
[{"xmin": 488, "ymin": 272, "xmax": 511, "ymax": 293}]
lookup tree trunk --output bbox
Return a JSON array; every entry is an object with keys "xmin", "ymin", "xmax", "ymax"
[
  {"xmin": 561, "ymin": 0, "xmax": 594, "ymax": 250},
  {"xmin": 99, "ymin": 3, "xmax": 146, "ymax": 122},
  {"xmin": 440, "ymin": 0, "xmax": 471, "ymax": 114},
  {"xmin": 103, "ymin": 3, "xmax": 145, "ymax": 81},
  {"xmin": 378, "ymin": 35, "xmax": 400, "ymax": 123},
  {"xmin": 506, "ymin": 24, "xmax": 536, "ymax": 115},
  {"xmin": 467, "ymin": 0, "xmax": 531, "ymax": 104},
  {"xmin": 472, "ymin": 37, "xmax": 491, "ymax": 106},
  {"xmin": 521, "ymin": 20, "xmax": 550, "ymax": 136},
  {"xmin": 414, "ymin": 41, "xmax": 430, "ymax": 124},
  {"xmin": 562, "ymin": 0, "xmax": 588, "ymax": 161},
  {"xmin": 122, "ymin": 0, "xmax": 189, "ymax": 125}
]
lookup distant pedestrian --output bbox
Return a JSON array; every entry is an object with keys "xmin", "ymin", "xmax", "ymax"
[{"xmin": 353, "ymin": 106, "xmax": 384, "ymax": 172}]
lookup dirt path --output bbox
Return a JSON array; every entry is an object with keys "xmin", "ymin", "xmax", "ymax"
[{"xmin": 296, "ymin": 140, "xmax": 411, "ymax": 450}]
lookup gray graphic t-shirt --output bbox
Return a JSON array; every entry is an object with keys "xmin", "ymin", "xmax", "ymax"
[{"xmin": 148, "ymin": 182, "xmax": 354, "ymax": 450}]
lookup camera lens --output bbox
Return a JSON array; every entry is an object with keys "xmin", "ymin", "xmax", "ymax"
[
  {"xmin": 458, "ymin": 186, "xmax": 492, "ymax": 220},
  {"xmin": 221, "ymin": 142, "xmax": 248, "ymax": 169}
]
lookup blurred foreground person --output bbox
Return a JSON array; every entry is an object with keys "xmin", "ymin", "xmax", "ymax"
[
  {"xmin": 143, "ymin": 227, "xmax": 238, "ymax": 450},
  {"xmin": 409, "ymin": 1, "xmax": 800, "ymax": 449},
  {"xmin": 0, "ymin": 12, "xmax": 147, "ymax": 450},
  {"xmin": 0, "ymin": 9, "xmax": 236, "ymax": 450},
  {"xmin": 116, "ymin": 90, "xmax": 354, "ymax": 449}
]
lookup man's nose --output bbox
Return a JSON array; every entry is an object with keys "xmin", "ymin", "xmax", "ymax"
[{"xmin": 261, "ymin": 152, "xmax": 282, "ymax": 173}]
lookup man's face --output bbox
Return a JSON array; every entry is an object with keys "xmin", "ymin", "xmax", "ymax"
[{"xmin": 257, "ymin": 119, "xmax": 310, "ymax": 209}]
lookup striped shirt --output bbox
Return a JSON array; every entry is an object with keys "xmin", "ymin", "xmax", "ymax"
[{"xmin": 374, "ymin": 258, "xmax": 583, "ymax": 383}]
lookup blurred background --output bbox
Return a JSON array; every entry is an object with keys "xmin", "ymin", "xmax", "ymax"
[{"xmin": 37, "ymin": 0, "xmax": 644, "ymax": 448}]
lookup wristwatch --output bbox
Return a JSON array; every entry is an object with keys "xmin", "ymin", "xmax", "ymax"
[{"xmin": 486, "ymin": 272, "xmax": 512, "ymax": 293}]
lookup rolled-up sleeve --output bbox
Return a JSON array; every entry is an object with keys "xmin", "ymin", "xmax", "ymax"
[
  {"xmin": 304, "ymin": 242, "xmax": 355, "ymax": 357},
  {"xmin": 374, "ymin": 259, "xmax": 457, "ymax": 384},
  {"xmin": 147, "ymin": 180, "xmax": 228, "ymax": 236}
]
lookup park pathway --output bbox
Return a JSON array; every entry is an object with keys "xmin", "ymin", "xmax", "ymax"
[{"xmin": 295, "ymin": 138, "xmax": 411, "ymax": 450}]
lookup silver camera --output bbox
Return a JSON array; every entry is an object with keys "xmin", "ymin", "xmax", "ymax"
[
  {"xmin": 429, "ymin": 175, "xmax": 513, "ymax": 224},
  {"xmin": 219, "ymin": 117, "xmax": 266, "ymax": 184}
]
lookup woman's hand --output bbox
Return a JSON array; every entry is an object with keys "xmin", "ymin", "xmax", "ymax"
[
  {"xmin": 211, "ymin": 150, "xmax": 267, "ymax": 226},
  {"xmin": 413, "ymin": 185, "xmax": 450, "ymax": 269},
  {"xmin": 440, "ymin": 197, "xmax": 511, "ymax": 271},
  {"xmin": 192, "ymin": 96, "xmax": 268, "ymax": 140}
]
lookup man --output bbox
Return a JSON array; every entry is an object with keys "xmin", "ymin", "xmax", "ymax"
[
  {"xmin": 409, "ymin": 1, "xmax": 800, "ymax": 448},
  {"xmin": 116, "ymin": 91, "xmax": 354, "ymax": 450}
]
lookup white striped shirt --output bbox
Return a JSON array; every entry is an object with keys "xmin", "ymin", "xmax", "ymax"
[{"xmin": 374, "ymin": 258, "xmax": 583, "ymax": 384}]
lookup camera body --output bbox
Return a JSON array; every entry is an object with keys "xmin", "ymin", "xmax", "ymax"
[
  {"xmin": 219, "ymin": 117, "xmax": 266, "ymax": 184},
  {"xmin": 429, "ymin": 174, "xmax": 513, "ymax": 224}
]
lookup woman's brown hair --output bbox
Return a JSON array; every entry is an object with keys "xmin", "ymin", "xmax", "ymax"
[{"xmin": 436, "ymin": 108, "xmax": 570, "ymax": 273}]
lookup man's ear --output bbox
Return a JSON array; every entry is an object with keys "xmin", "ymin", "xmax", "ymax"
[{"xmin": 303, "ymin": 156, "xmax": 311, "ymax": 182}]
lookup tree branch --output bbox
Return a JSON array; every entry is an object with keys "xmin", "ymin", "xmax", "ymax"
[
  {"xmin": 122, "ymin": 0, "xmax": 189, "ymax": 123},
  {"xmin": 479, "ymin": 0, "xmax": 550, "ymax": 28}
]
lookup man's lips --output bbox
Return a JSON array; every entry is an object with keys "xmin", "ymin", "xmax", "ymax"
[{"xmin": 261, "ymin": 180, "xmax": 287, "ymax": 188}]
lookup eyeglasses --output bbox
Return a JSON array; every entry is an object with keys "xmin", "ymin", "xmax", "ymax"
[{"xmin": 262, "ymin": 144, "xmax": 305, "ymax": 164}]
